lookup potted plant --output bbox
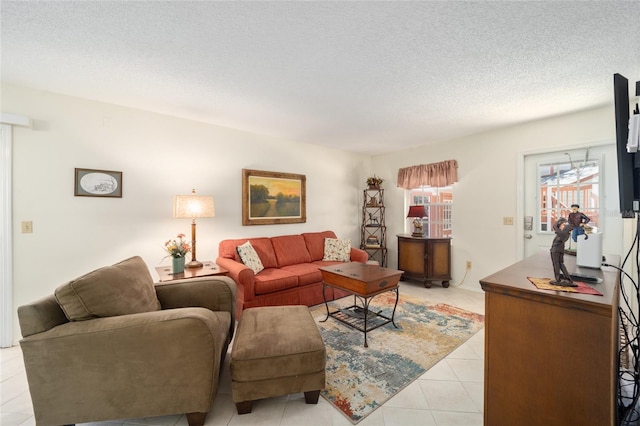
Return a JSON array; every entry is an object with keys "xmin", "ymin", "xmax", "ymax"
[{"xmin": 366, "ymin": 175, "xmax": 384, "ymax": 189}]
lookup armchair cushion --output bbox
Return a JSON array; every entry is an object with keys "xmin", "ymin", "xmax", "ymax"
[{"xmin": 54, "ymin": 256, "xmax": 160, "ymax": 321}]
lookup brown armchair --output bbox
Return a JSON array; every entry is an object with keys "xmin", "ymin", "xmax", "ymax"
[{"xmin": 17, "ymin": 256, "xmax": 236, "ymax": 426}]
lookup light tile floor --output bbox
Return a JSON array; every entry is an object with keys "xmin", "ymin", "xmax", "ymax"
[{"xmin": 1, "ymin": 281, "xmax": 485, "ymax": 426}]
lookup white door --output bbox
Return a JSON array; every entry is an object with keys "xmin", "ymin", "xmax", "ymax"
[{"xmin": 523, "ymin": 146, "xmax": 609, "ymax": 259}]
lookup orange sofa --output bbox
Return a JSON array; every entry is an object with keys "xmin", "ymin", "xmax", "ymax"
[{"xmin": 216, "ymin": 231, "xmax": 368, "ymax": 317}]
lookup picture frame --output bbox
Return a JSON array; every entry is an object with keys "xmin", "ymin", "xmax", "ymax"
[
  {"xmin": 242, "ymin": 169, "xmax": 306, "ymax": 225},
  {"xmin": 74, "ymin": 168, "xmax": 123, "ymax": 198}
]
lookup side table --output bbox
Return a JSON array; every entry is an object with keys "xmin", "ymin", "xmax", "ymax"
[
  {"xmin": 155, "ymin": 260, "xmax": 228, "ymax": 282},
  {"xmin": 397, "ymin": 235, "xmax": 451, "ymax": 288}
]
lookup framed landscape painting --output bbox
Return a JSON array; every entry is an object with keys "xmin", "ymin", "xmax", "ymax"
[{"xmin": 242, "ymin": 169, "xmax": 306, "ymax": 225}]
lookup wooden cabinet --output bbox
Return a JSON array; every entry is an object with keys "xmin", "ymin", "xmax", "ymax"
[
  {"xmin": 361, "ymin": 188, "xmax": 387, "ymax": 266},
  {"xmin": 396, "ymin": 235, "xmax": 451, "ymax": 288},
  {"xmin": 480, "ymin": 252, "xmax": 619, "ymax": 426}
]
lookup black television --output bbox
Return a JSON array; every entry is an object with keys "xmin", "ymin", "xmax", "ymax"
[{"xmin": 614, "ymin": 73, "xmax": 640, "ymax": 218}]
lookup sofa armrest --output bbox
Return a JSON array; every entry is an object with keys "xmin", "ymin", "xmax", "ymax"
[
  {"xmin": 215, "ymin": 257, "xmax": 256, "ymax": 303},
  {"xmin": 350, "ymin": 247, "xmax": 369, "ymax": 263},
  {"xmin": 154, "ymin": 276, "xmax": 237, "ymax": 337},
  {"xmin": 20, "ymin": 308, "xmax": 231, "ymax": 424}
]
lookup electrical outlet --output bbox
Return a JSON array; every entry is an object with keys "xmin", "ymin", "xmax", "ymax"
[
  {"xmin": 503, "ymin": 216, "xmax": 514, "ymax": 225},
  {"xmin": 466, "ymin": 261, "xmax": 472, "ymax": 269},
  {"xmin": 21, "ymin": 221, "xmax": 33, "ymax": 233}
]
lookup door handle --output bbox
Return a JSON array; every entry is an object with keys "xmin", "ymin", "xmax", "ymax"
[{"xmin": 524, "ymin": 234, "xmax": 533, "ymax": 239}]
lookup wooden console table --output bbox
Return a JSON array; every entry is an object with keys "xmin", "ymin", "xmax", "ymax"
[
  {"xmin": 480, "ymin": 251, "xmax": 620, "ymax": 425},
  {"xmin": 396, "ymin": 235, "xmax": 451, "ymax": 288}
]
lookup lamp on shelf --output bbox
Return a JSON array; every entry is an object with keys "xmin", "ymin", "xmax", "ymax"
[
  {"xmin": 407, "ymin": 205, "xmax": 427, "ymax": 237},
  {"xmin": 173, "ymin": 189, "xmax": 215, "ymax": 268}
]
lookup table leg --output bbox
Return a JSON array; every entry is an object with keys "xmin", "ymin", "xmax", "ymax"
[
  {"xmin": 320, "ymin": 283, "xmax": 400, "ymax": 348},
  {"xmin": 390, "ymin": 287, "xmax": 399, "ymax": 328},
  {"xmin": 320, "ymin": 282, "xmax": 330, "ymax": 322},
  {"xmin": 362, "ymin": 296, "xmax": 370, "ymax": 348}
]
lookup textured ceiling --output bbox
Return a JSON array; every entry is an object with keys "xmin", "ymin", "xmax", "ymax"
[{"xmin": 1, "ymin": 1, "xmax": 639, "ymax": 154}]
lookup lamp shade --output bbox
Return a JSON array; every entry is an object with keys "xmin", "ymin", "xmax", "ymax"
[
  {"xmin": 173, "ymin": 190, "xmax": 215, "ymax": 219},
  {"xmin": 407, "ymin": 205, "xmax": 427, "ymax": 218}
]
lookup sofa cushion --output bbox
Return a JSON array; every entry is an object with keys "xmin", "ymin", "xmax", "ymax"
[
  {"xmin": 253, "ymin": 269, "xmax": 299, "ymax": 295},
  {"xmin": 54, "ymin": 256, "xmax": 160, "ymax": 321},
  {"xmin": 219, "ymin": 238, "xmax": 278, "ymax": 269},
  {"xmin": 271, "ymin": 235, "xmax": 312, "ymax": 267},
  {"xmin": 302, "ymin": 231, "xmax": 337, "ymax": 261},
  {"xmin": 323, "ymin": 238, "xmax": 351, "ymax": 262},
  {"xmin": 280, "ymin": 263, "xmax": 323, "ymax": 286},
  {"xmin": 246, "ymin": 238, "xmax": 279, "ymax": 268},
  {"xmin": 236, "ymin": 241, "xmax": 264, "ymax": 275}
]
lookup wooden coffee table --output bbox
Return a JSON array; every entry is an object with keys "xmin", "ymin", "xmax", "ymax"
[{"xmin": 319, "ymin": 262, "xmax": 404, "ymax": 347}]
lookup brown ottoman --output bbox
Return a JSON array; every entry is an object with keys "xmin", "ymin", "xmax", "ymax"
[{"xmin": 230, "ymin": 305, "xmax": 326, "ymax": 414}]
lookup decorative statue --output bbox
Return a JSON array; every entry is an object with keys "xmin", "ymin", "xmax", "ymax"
[
  {"xmin": 550, "ymin": 218, "xmax": 577, "ymax": 287},
  {"xmin": 568, "ymin": 204, "xmax": 590, "ymax": 242}
]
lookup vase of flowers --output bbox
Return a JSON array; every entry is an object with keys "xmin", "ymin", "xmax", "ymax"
[
  {"xmin": 171, "ymin": 257, "xmax": 186, "ymax": 274},
  {"xmin": 164, "ymin": 233, "xmax": 191, "ymax": 274},
  {"xmin": 366, "ymin": 175, "xmax": 384, "ymax": 189}
]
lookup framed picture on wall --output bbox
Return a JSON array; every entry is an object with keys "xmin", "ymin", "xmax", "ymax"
[
  {"xmin": 74, "ymin": 168, "xmax": 123, "ymax": 198},
  {"xmin": 242, "ymin": 169, "xmax": 306, "ymax": 225}
]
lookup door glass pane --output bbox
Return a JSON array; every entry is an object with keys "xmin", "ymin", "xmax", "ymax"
[{"xmin": 538, "ymin": 159, "xmax": 600, "ymax": 233}]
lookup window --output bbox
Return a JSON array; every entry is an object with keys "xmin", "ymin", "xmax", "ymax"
[
  {"xmin": 407, "ymin": 185, "xmax": 453, "ymax": 237},
  {"xmin": 538, "ymin": 159, "xmax": 600, "ymax": 232}
]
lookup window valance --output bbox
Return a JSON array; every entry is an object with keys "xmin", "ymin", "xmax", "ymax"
[{"xmin": 396, "ymin": 160, "xmax": 458, "ymax": 189}]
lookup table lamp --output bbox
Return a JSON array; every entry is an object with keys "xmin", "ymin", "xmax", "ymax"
[
  {"xmin": 173, "ymin": 189, "xmax": 215, "ymax": 268},
  {"xmin": 407, "ymin": 205, "xmax": 427, "ymax": 237}
]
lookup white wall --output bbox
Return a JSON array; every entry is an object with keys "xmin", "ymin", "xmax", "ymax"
[
  {"xmin": 4, "ymin": 83, "xmax": 630, "ymax": 344},
  {"xmin": 3, "ymin": 84, "xmax": 370, "ymax": 343},
  {"xmin": 371, "ymin": 105, "xmax": 625, "ymax": 291}
]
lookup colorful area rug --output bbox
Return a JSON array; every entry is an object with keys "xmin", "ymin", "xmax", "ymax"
[
  {"xmin": 527, "ymin": 276, "xmax": 602, "ymax": 296},
  {"xmin": 311, "ymin": 292, "xmax": 484, "ymax": 424}
]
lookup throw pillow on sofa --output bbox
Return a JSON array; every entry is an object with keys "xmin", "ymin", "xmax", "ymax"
[
  {"xmin": 323, "ymin": 238, "xmax": 351, "ymax": 262},
  {"xmin": 54, "ymin": 256, "xmax": 161, "ymax": 321},
  {"xmin": 237, "ymin": 241, "xmax": 265, "ymax": 274}
]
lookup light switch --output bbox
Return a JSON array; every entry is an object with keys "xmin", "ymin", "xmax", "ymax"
[{"xmin": 21, "ymin": 221, "xmax": 33, "ymax": 233}]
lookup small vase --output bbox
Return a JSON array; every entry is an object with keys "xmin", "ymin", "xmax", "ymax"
[{"xmin": 172, "ymin": 256, "xmax": 185, "ymax": 274}]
